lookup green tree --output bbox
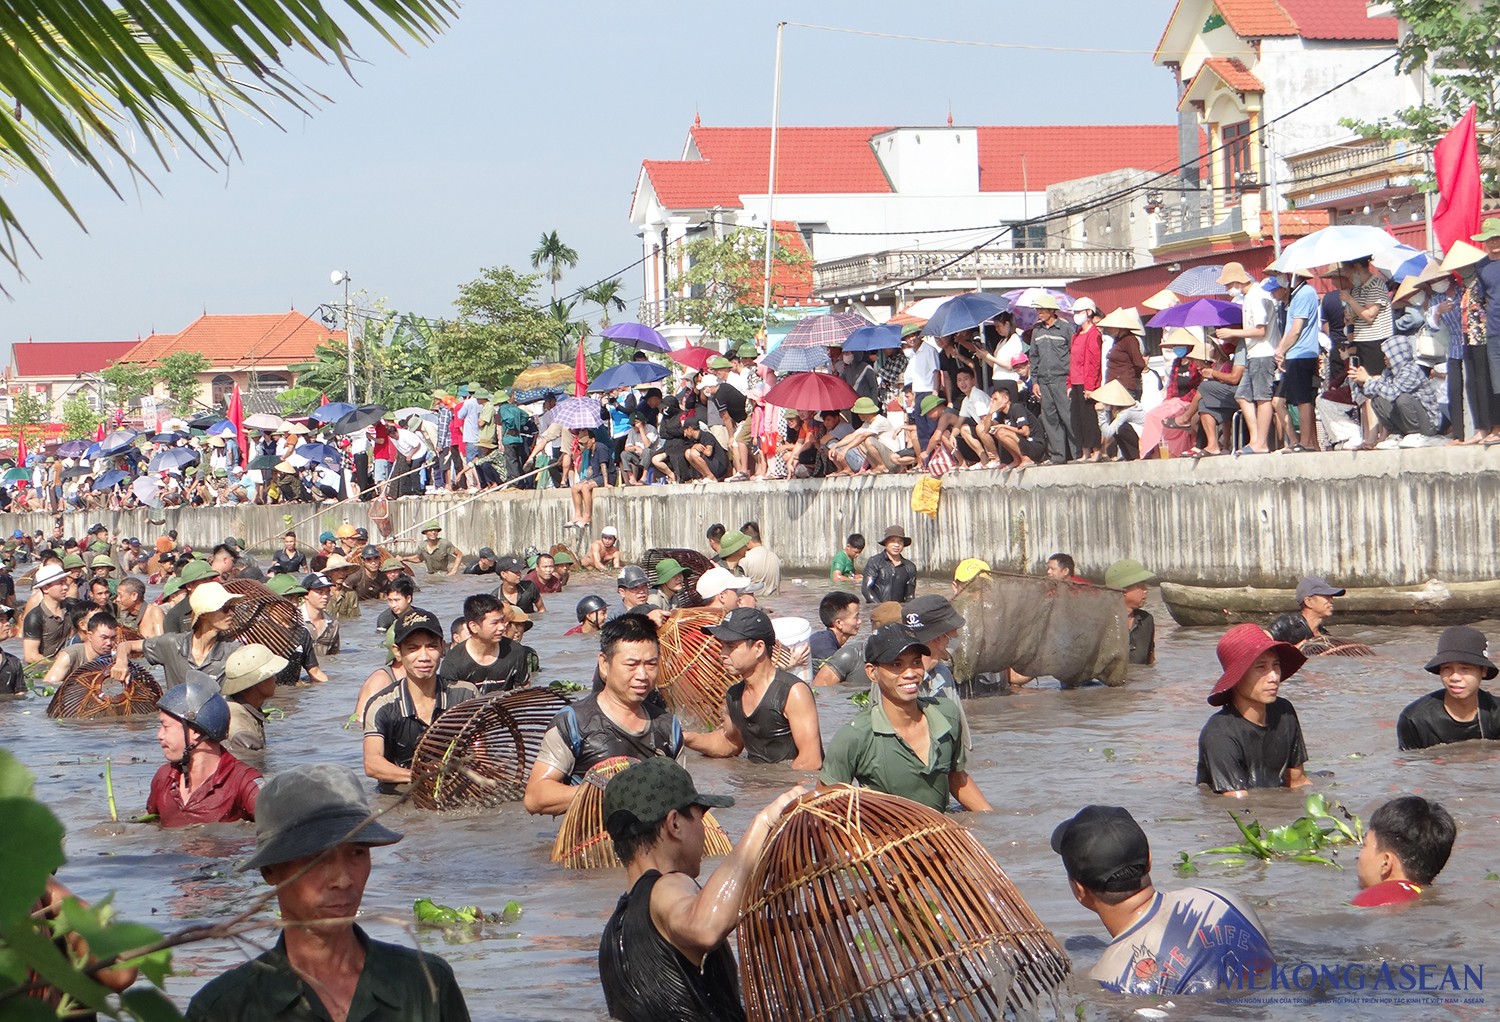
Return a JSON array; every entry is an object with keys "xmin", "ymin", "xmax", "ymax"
[
  {"xmin": 0, "ymin": 2, "xmax": 453, "ymax": 274},
  {"xmin": 1343, "ymin": 1, "xmax": 1500, "ymax": 193},
  {"xmin": 276, "ymin": 386, "xmax": 322, "ymax": 417},
  {"xmin": 98, "ymin": 360, "xmax": 156, "ymax": 411},
  {"xmin": 530, "ymin": 230, "xmax": 578, "ymax": 304},
  {"xmin": 666, "ymin": 226, "xmax": 809, "ymax": 344},
  {"xmin": 9, "ymin": 388, "xmax": 49, "ymax": 446},
  {"xmin": 288, "ymin": 309, "xmax": 436, "ymax": 406},
  {"xmin": 156, "ymin": 352, "xmax": 210, "ymax": 415},
  {"xmin": 545, "ymin": 297, "xmax": 589, "ymax": 365},
  {"xmin": 60, "ymin": 394, "xmax": 105, "ymax": 439},
  {"xmin": 431, "ymin": 266, "xmax": 553, "ymax": 388},
  {"xmin": 580, "ymin": 277, "xmax": 627, "ymax": 329}
]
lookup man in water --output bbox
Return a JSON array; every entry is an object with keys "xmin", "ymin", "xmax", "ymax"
[
  {"xmin": 582, "ymin": 526, "xmax": 625, "ymax": 572},
  {"xmin": 861, "ymin": 526, "xmax": 917, "ymax": 604},
  {"xmin": 40, "ymin": 609, "xmax": 118, "ymax": 690},
  {"xmin": 494, "ymin": 555, "xmax": 545, "ymax": 614},
  {"xmin": 1397, "ymin": 625, "xmax": 1500, "ymax": 749},
  {"xmin": 820, "ymin": 625, "xmax": 991, "ymax": 813},
  {"xmin": 684, "ymin": 608, "xmax": 823, "ymax": 770},
  {"xmin": 737, "ymin": 522, "xmax": 782, "ymax": 597},
  {"xmin": 695, "ymin": 567, "xmax": 750, "ymax": 615},
  {"xmin": 608, "ymin": 565, "xmax": 652, "ymax": 621},
  {"xmin": 809, "ymin": 592, "xmax": 860, "ymax": 669},
  {"xmin": 1105, "ymin": 559, "xmax": 1156, "ymax": 665},
  {"xmin": 464, "ymin": 547, "xmax": 501, "ymax": 576},
  {"xmin": 567, "ymin": 595, "xmax": 609, "ymax": 637},
  {"xmin": 525, "ymin": 552, "xmax": 565, "ymax": 595},
  {"xmin": 1051, "ymin": 804, "xmax": 1274, "ymax": 993},
  {"xmin": 437, "ymin": 594, "xmax": 527, "ymax": 694},
  {"xmin": 597, "ymin": 757, "xmax": 802, "ymax": 1022},
  {"xmin": 21, "ymin": 563, "xmax": 72, "ymax": 663},
  {"xmin": 406, "ymin": 521, "xmax": 463, "ymax": 575},
  {"xmin": 221, "ymin": 643, "xmax": 288, "ymax": 757},
  {"xmin": 1352, "ymin": 796, "xmax": 1457, "ymax": 907},
  {"xmin": 185, "ymin": 763, "xmax": 470, "ymax": 1022},
  {"xmin": 524, "ymin": 615, "xmax": 685, "ymax": 816},
  {"xmin": 1197, "ymin": 624, "xmax": 1310, "ymax": 796},
  {"xmin": 115, "ymin": 582, "xmax": 244, "ymax": 687},
  {"xmin": 1268, "ymin": 577, "xmax": 1345, "ymax": 645},
  {"xmin": 647, "ymin": 558, "xmax": 687, "ymax": 611},
  {"xmin": 270, "ymin": 531, "xmax": 306, "ymax": 576},
  {"xmin": 148, "ymin": 675, "xmax": 261, "ymax": 828}
]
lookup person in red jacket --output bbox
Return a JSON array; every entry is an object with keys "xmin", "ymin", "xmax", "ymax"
[
  {"xmin": 1067, "ymin": 298, "xmax": 1104, "ymax": 462},
  {"xmin": 147, "ymin": 674, "xmax": 261, "ymax": 828}
]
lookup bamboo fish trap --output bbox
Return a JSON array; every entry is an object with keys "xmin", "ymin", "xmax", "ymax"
[
  {"xmin": 642, "ymin": 547, "xmax": 715, "ymax": 609},
  {"xmin": 408, "ymin": 688, "xmax": 566, "ymax": 811},
  {"xmin": 550, "ymin": 756, "xmax": 733, "ymax": 870},
  {"xmin": 46, "ymin": 655, "xmax": 162, "ymax": 719},
  {"xmin": 656, "ymin": 608, "xmax": 792, "ymax": 731},
  {"xmin": 1299, "ymin": 635, "xmax": 1375, "ymax": 658},
  {"xmin": 738, "ymin": 786, "xmax": 1071, "ymax": 1022},
  {"xmin": 221, "ymin": 578, "xmax": 313, "ymax": 685}
]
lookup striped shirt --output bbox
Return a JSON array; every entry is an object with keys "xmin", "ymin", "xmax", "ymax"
[{"xmin": 1349, "ymin": 277, "xmax": 1392, "ymax": 344}]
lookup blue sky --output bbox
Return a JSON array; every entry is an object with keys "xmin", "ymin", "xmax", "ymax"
[{"xmin": 3, "ymin": 2, "xmax": 1180, "ymax": 355}]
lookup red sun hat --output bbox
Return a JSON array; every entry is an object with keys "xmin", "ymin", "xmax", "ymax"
[{"xmin": 1207, "ymin": 623, "xmax": 1307, "ymax": 706}]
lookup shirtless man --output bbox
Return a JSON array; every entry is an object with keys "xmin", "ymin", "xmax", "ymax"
[{"xmin": 581, "ymin": 526, "xmax": 624, "ymax": 572}]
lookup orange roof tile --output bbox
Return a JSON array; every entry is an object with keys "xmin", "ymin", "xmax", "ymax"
[
  {"xmin": 11, "ymin": 340, "xmax": 136, "ymax": 378},
  {"xmin": 1201, "ymin": 57, "xmax": 1265, "ymax": 92},
  {"xmin": 1274, "ymin": 0, "xmax": 1396, "ymax": 41},
  {"xmin": 1214, "ymin": 0, "xmax": 1297, "ymax": 38},
  {"xmin": 119, "ymin": 312, "xmax": 344, "ymax": 370}
]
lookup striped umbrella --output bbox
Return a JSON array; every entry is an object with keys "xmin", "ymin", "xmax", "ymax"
[{"xmin": 780, "ymin": 311, "xmax": 870, "ymax": 348}]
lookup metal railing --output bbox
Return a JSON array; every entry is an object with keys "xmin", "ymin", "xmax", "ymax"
[{"xmin": 810, "ymin": 247, "xmax": 1133, "ymax": 295}]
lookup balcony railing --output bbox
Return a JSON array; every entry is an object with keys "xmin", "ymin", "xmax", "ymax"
[
  {"xmin": 1284, "ymin": 137, "xmax": 1427, "ymax": 207},
  {"xmin": 810, "ymin": 247, "xmax": 1133, "ymax": 296}
]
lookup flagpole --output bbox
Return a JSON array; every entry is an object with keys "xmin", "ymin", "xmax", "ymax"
[{"xmin": 761, "ymin": 21, "xmax": 786, "ymax": 337}]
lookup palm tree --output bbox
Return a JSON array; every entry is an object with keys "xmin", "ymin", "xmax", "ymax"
[
  {"xmin": 546, "ymin": 298, "xmax": 587, "ymax": 364},
  {"xmin": 530, "ymin": 230, "xmax": 579, "ymax": 303},
  {"xmin": 580, "ymin": 278, "xmax": 627, "ymax": 330},
  {"xmin": 0, "ymin": 2, "xmax": 452, "ymax": 273}
]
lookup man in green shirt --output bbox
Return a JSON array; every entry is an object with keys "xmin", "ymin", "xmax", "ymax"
[
  {"xmin": 829, "ymin": 532, "xmax": 865, "ymax": 582},
  {"xmin": 404, "ymin": 522, "xmax": 462, "ymax": 575},
  {"xmin": 185, "ymin": 762, "xmax": 470, "ymax": 1022},
  {"xmin": 820, "ymin": 625, "xmax": 992, "ymax": 814}
]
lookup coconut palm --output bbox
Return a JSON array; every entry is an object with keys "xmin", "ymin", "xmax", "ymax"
[
  {"xmin": 0, "ymin": 2, "xmax": 453, "ymax": 272},
  {"xmin": 530, "ymin": 230, "xmax": 579, "ymax": 303},
  {"xmin": 580, "ymin": 277, "xmax": 627, "ymax": 330}
]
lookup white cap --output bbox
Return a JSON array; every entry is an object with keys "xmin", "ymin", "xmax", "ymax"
[
  {"xmin": 696, "ymin": 566, "xmax": 753, "ymax": 599},
  {"xmin": 601, "ymin": 526, "xmax": 618, "ymax": 538},
  {"xmin": 698, "ymin": 374, "xmax": 720, "ymax": 389}
]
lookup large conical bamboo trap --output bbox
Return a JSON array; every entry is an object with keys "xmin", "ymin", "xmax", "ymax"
[
  {"xmin": 408, "ymin": 688, "xmax": 567, "ymax": 810},
  {"xmin": 220, "ymin": 579, "xmax": 301, "ymax": 658},
  {"xmin": 550, "ymin": 755, "xmax": 733, "ymax": 869},
  {"xmin": 1298, "ymin": 635, "xmax": 1374, "ymax": 658},
  {"xmin": 951, "ymin": 570, "xmax": 1128, "ymax": 687},
  {"xmin": 642, "ymin": 547, "xmax": 715, "ymax": 609},
  {"xmin": 46, "ymin": 655, "xmax": 162, "ymax": 719},
  {"xmin": 657, "ymin": 608, "xmax": 790, "ymax": 730},
  {"xmin": 738, "ymin": 786, "xmax": 1071, "ymax": 1022}
]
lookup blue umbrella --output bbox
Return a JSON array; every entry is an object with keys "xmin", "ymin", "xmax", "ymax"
[
  {"xmin": 92, "ymin": 469, "xmax": 131, "ymax": 491},
  {"xmin": 97, "ymin": 430, "xmax": 138, "ymax": 455},
  {"xmin": 587, "ymin": 361, "xmax": 672, "ymax": 393},
  {"xmin": 761, "ymin": 344, "xmax": 831, "ymax": 373},
  {"xmin": 600, "ymin": 322, "xmax": 671, "ymax": 353},
  {"xmin": 56, "ymin": 439, "xmax": 91, "ymax": 458},
  {"xmin": 923, "ymin": 293, "xmax": 1011, "ymax": 337},
  {"xmin": 308, "ymin": 402, "xmax": 357, "ymax": 425},
  {"xmin": 842, "ymin": 323, "xmax": 905, "ymax": 352},
  {"xmin": 84, "ymin": 443, "xmax": 101, "ymax": 460},
  {"xmin": 1147, "ymin": 298, "xmax": 1243, "ymax": 329},
  {"xmin": 1167, "ymin": 265, "xmax": 1229, "ymax": 298},
  {"xmin": 149, "ymin": 448, "xmax": 199, "ymax": 473},
  {"xmin": 293, "ymin": 442, "xmax": 342, "ymax": 470},
  {"xmin": 550, "ymin": 397, "xmax": 604, "ymax": 430},
  {"xmin": 206, "ymin": 419, "xmax": 238, "ymax": 438},
  {"xmin": 149, "ymin": 432, "xmax": 186, "ymax": 445}
]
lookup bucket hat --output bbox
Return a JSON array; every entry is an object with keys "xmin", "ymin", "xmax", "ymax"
[
  {"xmin": 222, "ymin": 644, "xmax": 290, "ymax": 697},
  {"xmin": 33, "ymin": 564, "xmax": 69, "ymax": 589},
  {"xmin": 1208, "ymin": 623, "xmax": 1307, "ymax": 706},
  {"xmin": 1217, "ymin": 262, "xmax": 1254, "ymax": 286},
  {"xmin": 717, "ymin": 530, "xmax": 750, "ymax": 558},
  {"xmin": 851, "ymin": 397, "xmax": 880, "ymax": 415},
  {"xmin": 1424, "ymin": 625, "xmax": 1497, "ymax": 680},
  {"xmin": 655, "ymin": 557, "xmax": 687, "ymax": 585},
  {"xmin": 880, "ymin": 525, "xmax": 912, "ymax": 547},
  {"xmin": 602, "ymin": 758, "xmax": 734, "ymax": 841},
  {"xmin": 239, "ymin": 763, "xmax": 402, "ymax": 871}
]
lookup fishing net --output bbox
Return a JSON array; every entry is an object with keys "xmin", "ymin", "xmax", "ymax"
[
  {"xmin": 408, "ymin": 688, "xmax": 567, "ymax": 811},
  {"xmin": 738, "ymin": 786, "xmax": 1070, "ymax": 1022},
  {"xmin": 950, "ymin": 570, "xmax": 1128, "ymax": 687},
  {"xmin": 642, "ymin": 547, "xmax": 715, "ymax": 609},
  {"xmin": 1298, "ymin": 636, "xmax": 1375, "ymax": 658},
  {"xmin": 550, "ymin": 755, "xmax": 732, "ymax": 869},
  {"xmin": 46, "ymin": 655, "xmax": 162, "ymax": 719}
]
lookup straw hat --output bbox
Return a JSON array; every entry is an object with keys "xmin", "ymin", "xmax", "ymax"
[
  {"xmin": 1394, "ymin": 263, "xmax": 1454, "ymax": 302},
  {"xmin": 1029, "ymin": 293, "xmax": 1061, "ymax": 310},
  {"xmin": 1185, "ymin": 336, "xmax": 1218, "ymax": 362},
  {"xmin": 222, "ymin": 644, "xmax": 290, "ymax": 697},
  {"xmin": 1141, "ymin": 288, "xmax": 1180, "ymax": 311},
  {"xmin": 1440, "ymin": 240, "xmax": 1487, "ymax": 273},
  {"xmin": 1217, "ymin": 262, "xmax": 1254, "ymax": 286},
  {"xmin": 1084, "ymin": 379, "xmax": 1138, "ymax": 408},
  {"xmin": 1097, "ymin": 308, "xmax": 1145, "ymax": 334}
]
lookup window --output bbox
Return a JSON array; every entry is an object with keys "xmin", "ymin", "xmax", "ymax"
[
  {"xmin": 1221, "ymin": 121, "xmax": 1253, "ymax": 193},
  {"xmin": 1007, "ymin": 222, "xmax": 1049, "ymax": 249},
  {"xmin": 210, "ymin": 374, "xmax": 235, "ymax": 406}
]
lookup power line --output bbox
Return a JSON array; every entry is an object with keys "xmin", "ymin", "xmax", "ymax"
[{"xmin": 784, "ymin": 21, "xmax": 1262, "ymax": 59}]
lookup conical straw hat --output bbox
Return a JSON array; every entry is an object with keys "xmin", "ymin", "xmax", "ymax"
[
  {"xmin": 1440, "ymin": 240, "xmax": 1486, "ymax": 273},
  {"xmin": 1084, "ymin": 379, "xmax": 1138, "ymax": 408},
  {"xmin": 1142, "ymin": 288, "xmax": 1180, "ymax": 311},
  {"xmin": 1098, "ymin": 307, "xmax": 1145, "ymax": 333}
]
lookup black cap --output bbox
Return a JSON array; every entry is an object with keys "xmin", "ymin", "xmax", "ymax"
[
  {"xmin": 87, "ymin": 523, "xmax": 106, "ymax": 534},
  {"xmin": 301, "ymin": 572, "xmax": 333, "ymax": 590},
  {"xmin": 496, "ymin": 555, "xmax": 525, "ymax": 574},
  {"xmin": 706, "ymin": 607, "xmax": 776, "ymax": 646},
  {"xmin": 353, "ymin": 527, "xmax": 369, "ymax": 540},
  {"xmin": 1425, "ymin": 625, "xmax": 1498, "ymax": 680},
  {"xmin": 392, "ymin": 609, "xmax": 445, "ymax": 646},
  {"xmin": 863, "ymin": 624, "xmax": 930, "ymax": 665},
  {"xmin": 1051, "ymin": 806, "xmax": 1151, "ymax": 893},
  {"xmin": 602, "ymin": 758, "xmax": 734, "ymax": 840},
  {"xmin": 899, "ymin": 594, "xmax": 965, "ymax": 643},
  {"xmin": 361, "ymin": 544, "xmax": 381, "ymax": 560}
]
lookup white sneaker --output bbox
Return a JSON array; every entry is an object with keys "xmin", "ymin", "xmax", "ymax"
[
  {"xmin": 1374, "ymin": 436, "xmax": 1403, "ymax": 450},
  {"xmin": 1400, "ymin": 433, "xmax": 1446, "ymax": 448}
]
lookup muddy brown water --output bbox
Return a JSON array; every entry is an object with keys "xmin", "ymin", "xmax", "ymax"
[{"xmin": 5, "ymin": 572, "xmax": 1496, "ymax": 1021}]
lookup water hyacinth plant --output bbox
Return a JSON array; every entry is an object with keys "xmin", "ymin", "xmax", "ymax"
[{"xmin": 1178, "ymin": 794, "xmax": 1365, "ymax": 874}]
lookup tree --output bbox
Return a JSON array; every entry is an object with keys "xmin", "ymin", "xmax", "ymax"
[
  {"xmin": 289, "ymin": 310, "xmax": 437, "ymax": 407},
  {"xmin": 276, "ymin": 386, "xmax": 322, "ymax": 417},
  {"xmin": 60, "ymin": 394, "xmax": 105, "ymax": 439},
  {"xmin": 431, "ymin": 266, "xmax": 554, "ymax": 388},
  {"xmin": 530, "ymin": 230, "xmax": 579, "ymax": 303},
  {"xmin": 9, "ymin": 389, "xmax": 49, "ymax": 444},
  {"xmin": 1343, "ymin": 1, "xmax": 1500, "ymax": 194},
  {"xmin": 156, "ymin": 352, "xmax": 210, "ymax": 415},
  {"xmin": 666, "ymin": 226, "xmax": 810, "ymax": 344},
  {"xmin": 98, "ymin": 360, "xmax": 156, "ymax": 411},
  {"xmin": 0, "ymin": 2, "xmax": 453, "ymax": 275},
  {"xmin": 580, "ymin": 277, "xmax": 627, "ymax": 330},
  {"xmin": 545, "ymin": 298, "xmax": 589, "ymax": 365}
]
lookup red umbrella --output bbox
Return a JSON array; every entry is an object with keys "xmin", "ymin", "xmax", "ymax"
[
  {"xmin": 670, "ymin": 344, "xmax": 716, "ymax": 371},
  {"xmin": 761, "ymin": 371, "xmax": 858, "ymax": 411}
]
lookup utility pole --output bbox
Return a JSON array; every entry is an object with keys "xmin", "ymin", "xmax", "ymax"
[{"xmin": 331, "ymin": 270, "xmax": 354, "ymax": 403}]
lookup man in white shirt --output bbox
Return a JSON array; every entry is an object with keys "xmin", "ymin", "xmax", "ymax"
[
  {"xmin": 953, "ymin": 366, "xmax": 997, "ymax": 467},
  {"xmin": 1216, "ymin": 263, "xmax": 1284, "ymax": 454},
  {"xmin": 906, "ymin": 332, "xmax": 943, "ymax": 453}
]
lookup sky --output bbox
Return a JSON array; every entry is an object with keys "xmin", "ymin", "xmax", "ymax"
[{"xmin": 1, "ymin": 2, "xmax": 1181, "ymax": 358}]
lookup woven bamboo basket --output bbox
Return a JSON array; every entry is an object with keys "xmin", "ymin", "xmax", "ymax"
[
  {"xmin": 738, "ymin": 786, "xmax": 1071, "ymax": 1022},
  {"xmin": 1299, "ymin": 636, "xmax": 1374, "ymax": 658},
  {"xmin": 642, "ymin": 547, "xmax": 715, "ymax": 609},
  {"xmin": 656, "ymin": 608, "xmax": 792, "ymax": 730},
  {"xmin": 46, "ymin": 655, "xmax": 162, "ymax": 719},
  {"xmin": 549, "ymin": 755, "xmax": 733, "ymax": 869},
  {"xmin": 408, "ymin": 688, "xmax": 567, "ymax": 811},
  {"xmin": 220, "ymin": 579, "xmax": 303, "ymax": 660}
]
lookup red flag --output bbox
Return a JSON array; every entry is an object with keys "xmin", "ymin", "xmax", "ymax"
[
  {"xmin": 113, "ymin": 407, "xmax": 124, "ymax": 429},
  {"xmin": 320, "ymin": 392, "xmax": 329, "ymax": 406},
  {"xmin": 574, "ymin": 337, "xmax": 588, "ymax": 397},
  {"xmin": 226, "ymin": 383, "xmax": 249, "ymax": 464},
  {"xmin": 95, "ymin": 421, "xmax": 106, "ymax": 442},
  {"xmin": 16, "ymin": 432, "xmax": 26, "ymax": 467},
  {"xmin": 1434, "ymin": 104, "xmax": 1482, "ymax": 253}
]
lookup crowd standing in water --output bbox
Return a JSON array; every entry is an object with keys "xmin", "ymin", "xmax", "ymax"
[{"xmin": 1, "ymin": 511, "xmax": 1481, "ymax": 1018}]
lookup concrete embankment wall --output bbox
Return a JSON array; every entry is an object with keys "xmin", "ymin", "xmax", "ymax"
[{"xmin": 7, "ymin": 447, "xmax": 1493, "ymax": 586}]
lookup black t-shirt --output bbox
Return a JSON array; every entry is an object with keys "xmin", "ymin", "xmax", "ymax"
[
  {"xmin": 809, "ymin": 628, "xmax": 840, "ymax": 668},
  {"xmin": 437, "ymin": 638, "xmax": 528, "ymax": 694},
  {"xmin": 1196, "ymin": 698, "xmax": 1308, "ymax": 792},
  {"xmin": 271, "ymin": 550, "xmax": 307, "ymax": 574},
  {"xmin": 495, "ymin": 579, "xmax": 542, "ymax": 614},
  {"xmin": 0, "ymin": 572, "xmax": 15, "ymax": 604},
  {"xmin": 22, "ymin": 603, "xmax": 68, "ymax": 658},
  {"xmin": 1397, "ymin": 690, "xmax": 1500, "ymax": 751},
  {"xmin": 712, "ymin": 384, "xmax": 748, "ymax": 425},
  {"xmin": 1127, "ymin": 609, "xmax": 1155, "ymax": 665}
]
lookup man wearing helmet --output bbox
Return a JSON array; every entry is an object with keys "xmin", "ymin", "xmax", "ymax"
[
  {"xmin": 567, "ymin": 595, "xmax": 609, "ymax": 637},
  {"xmin": 148, "ymin": 674, "xmax": 262, "ymax": 828}
]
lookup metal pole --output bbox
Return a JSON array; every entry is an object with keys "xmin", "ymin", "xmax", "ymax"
[
  {"xmin": 761, "ymin": 21, "xmax": 786, "ymax": 334},
  {"xmin": 344, "ymin": 275, "xmax": 355, "ymax": 404},
  {"xmin": 1266, "ymin": 127, "xmax": 1283, "ymax": 257}
]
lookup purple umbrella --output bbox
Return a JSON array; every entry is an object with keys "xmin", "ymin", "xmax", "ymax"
[
  {"xmin": 1147, "ymin": 299, "xmax": 1243, "ymax": 329},
  {"xmin": 57, "ymin": 439, "xmax": 91, "ymax": 458},
  {"xmin": 550, "ymin": 396, "xmax": 604, "ymax": 430},
  {"xmin": 600, "ymin": 323, "xmax": 671, "ymax": 353},
  {"xmin": 780, "ymin": 311, "xmax": 870, "ymax": 348}
]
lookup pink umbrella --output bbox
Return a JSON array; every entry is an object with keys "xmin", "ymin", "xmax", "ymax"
[
  {"xmin": 762, "ymin": 372, "xmax": 858, "ymax": 411},
  {"xmin": 669, "ymin": 345, "xmax": 717, "ymax": 371}
]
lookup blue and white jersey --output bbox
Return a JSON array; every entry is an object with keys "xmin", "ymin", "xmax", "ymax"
[{"xmin": 1089, "ymin": 887, "xmax": 1274, "ymax": 995}]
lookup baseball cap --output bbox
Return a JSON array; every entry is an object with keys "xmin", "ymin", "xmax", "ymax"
[
  {"xmin": 353, "ymin": 527, "xmax": 369, "ymax": 540},
  {"xmin": 696, "ymin": 566, "xmax": 752, "ymax": 600},
  {"xmin": 900, "ymin": 595, "xmax": 964, "ymax": 643},
  {"xmin": 319, "ymin": 531, "xmax": 336, "ymax": 543},
  {"xmin": 602, "ymin": 758, "xmax": 734, "ymax": 841},
  {"xmin": 706, "ymin": 607, "xmax": 775, "ymax": 646},
  {"xmin": 601, "ymin": 526, "xmax": 618, "ymax": 539},
  {"xmin": 1295, "ymin": 576, "xmax": 1345, "ymax": 604},
  {"xmin": 954, "ymin": 558, "xmax": 990, "ymax": 584},
  {"xmin": 477, "ymin": 547, "xmax": 497, "ymax": 561},
  {"xmin": 617, "ymin": 565, "xmax": 650, "ymax": 589},
  {"xmin": 863, "ymin": 624, "xmax": 930, "ymax": 665},
  {"xmin": 301, "ymin": 572, "xmax": 334, "ymax": 590},
  {"xmin": 391, "ymin": 609, "xmax": 445, "ymax": 646},
  {"xmin": 1051, "ymin": 805, "xmax": 1151, "ymax": 893},
  {"xmin": 496, "ymin": 555, "xmax": 525, "ymax": 574}
]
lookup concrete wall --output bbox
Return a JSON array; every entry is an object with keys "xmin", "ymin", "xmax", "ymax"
[{"xmin": 9, "ymin": 446, "xmax": 1493, "ymax": 587}]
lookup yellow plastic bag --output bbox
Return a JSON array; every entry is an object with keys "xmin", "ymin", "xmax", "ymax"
[{"xmin": 910, "ymin": 475, "xmax": 942, "ymax": 519}]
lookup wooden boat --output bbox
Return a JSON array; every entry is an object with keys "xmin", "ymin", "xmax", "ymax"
[{"xmin": 1160, "ymin": 579, "xmax": 1500, "ymax": 628}]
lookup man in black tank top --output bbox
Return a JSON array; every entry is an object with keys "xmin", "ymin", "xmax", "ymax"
[
  {"xmin": 683, "ymin": 608, "xmax": 823, "ymax": 770},
  {"xmin": 598, "ymin": 757, "xmax": 804, "ymax": 1022},
  {"xmin": 524, "ymin": 615, "xmax": 685, "ymax": 817}
]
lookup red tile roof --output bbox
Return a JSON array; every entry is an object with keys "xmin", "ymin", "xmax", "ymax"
[
  {"xmin": 1274, "ymin": 0, "xmax": 1397, "ymax": 41},
  {"xmin": 1200, "ymin": 57, "xmax": 1266, "ymax": 93},
  {"xmin": 1214, "ymin": 0, "xmax": 1297, "ymax": 38},
  {"xmin": 641, "ymin": 124, "xmax": 1182, "ymax": 212},
  {"xmin": 11, "ymin": 340, "xmax": 137, "ymax": 378},
  {"xmin": 119, "ymin": 312, "xmax": 344, "ymax": 370}
]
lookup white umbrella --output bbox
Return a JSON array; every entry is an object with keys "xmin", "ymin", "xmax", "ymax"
[
  {"xmin": 244, "ymin": 413, "xmax": 291, "ymax": 432},
  {"xmin": 1270, "ymin": 225, "xmax": 1405, "ymax": 273}
]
